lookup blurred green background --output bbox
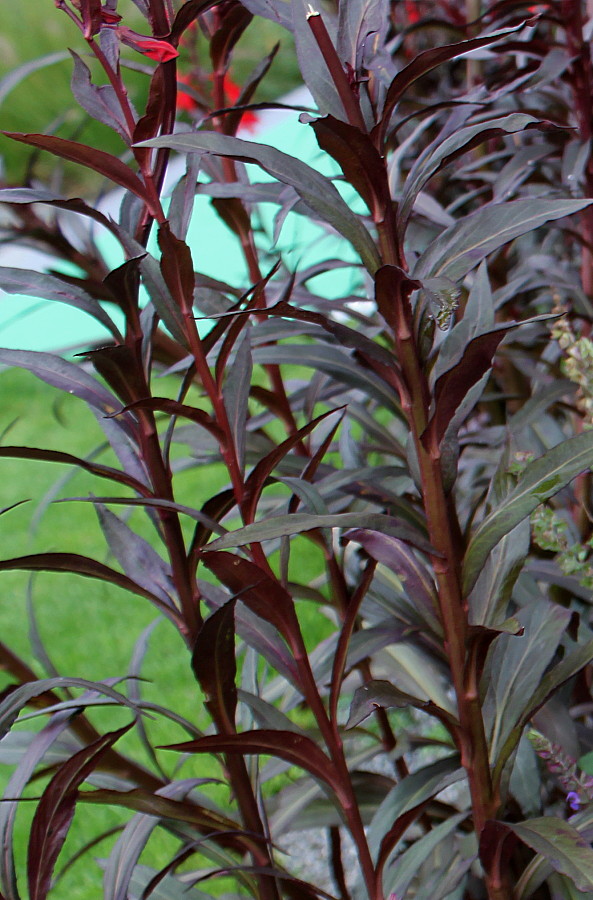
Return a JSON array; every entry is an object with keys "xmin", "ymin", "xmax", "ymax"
[
  {"xmin": 0, "ymin": 1, "xmax": 299, "ymax": 190},
  {"xmin": 0, "ymin": 4, "xmax": 307, "ymax": 895}
]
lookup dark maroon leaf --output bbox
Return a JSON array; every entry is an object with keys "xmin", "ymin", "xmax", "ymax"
[
  {"xmin": 133, "ymin": 65, "xmax": 165, "ymax": 147},
  {"xmin": 310, "ymin": 115, "xmax": 389, "ymax": 214},
  {"xmin": 423, "ymin": 321, "xmax": 535, "ymax": 448},
  {"xmin": 210, "ymin": 4, "xmax": 253, "ymax": 72},
  {"xmin": 28, "ymin": 722, "xmax": 133, "ymax": 900},
  {"xmin": 157, "ymin": 222, "xmax": 195, "ymax": 313},
  {"xmin": 169, "ymin": 0, "xmax": 222, "ymax": 45},
  {"xmin": 2, "ymin": 133, "xmax": 148, "ymax": 199},
  {"xmin": 243, "ymin": 407, "xmax": 341, "ymax": 522},
  {"xmin": 160, "ymin": 730, "xmax": 343, "ymax": 796},
  {"xmin": 200, "ymin": 552, "xmax": 300, "ymax": 645},
  {"xmin": 79, "ymin": 345, "xmax": 147, "ymax": 407},
  {"xmin": 79, "ymin": 0, "xmax": 102, "ymax": 37},
  {"xmin": 199, "ymin": 581, "xmax": 300, "ymax": 685},
  {"xmin": 0, "ymin": 447, "xmax": 147, "ymax": 495},
  {"xmin": 0, "ymin": 554, "xmax": 181, "ymax": 625},
  {"xmin": 374, "ymin": 25, "xmax": 524, "ymax": 146},
  {"xmin": 192, "ymin": 600, "xmax": 237, "ymax": 730}
]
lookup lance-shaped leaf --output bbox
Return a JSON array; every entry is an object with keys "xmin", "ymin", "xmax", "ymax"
[
  {"xmin": 309, "ymin": 115, "xmax": 389, "ymax": 214},
  {"xmin": 69, "ymin": 51, "xmax": 132, "ymax": 142},
  {"xmin": 347, "ymin": 679, "xmax": 429, "ymax": 729},
  {"xmin": 0, "ymin": 677, "xmax": 142, "ymax": 742},
  {"xmin": 99, "ymin": 778, "xmax": 249, "ymax": 900},
  {"xmin": 463, "ymin": 430, "xmax": 593, "ymax": 595},
  {"xmin": 508, "ymin": 818, "xmax": 593, "ymax": 892},
  {"xmin": 192, "ymin": 601, "xmax": 237, "ymax": 731},
  {"xmin": 113, "ymin": 233, "xmax": 188, "ymax": 346},
  {"xmin": 207, "ymin": 513, "xmax": 435, "ymax": 554},
  {"xmin": 493, "ymin": 636, "xmax": 593, "ymax": 784},
  {"xmin": 0, "ymin": 188, "xmax": 120, "ymax": 236},
  {"xmin": 253, "ymin": 343, "xmax": 401, "ymax": 413},
  {"xmin": 0, "ymin": 712, "xmax": 75, "ymax": 900},
  {"xmin": 0, "ymin": 349, "xmax": 124, "ymax": 420},
  {"xmin": 201, "ymin": 581, "xmax": 300, "ymax": 685},
  {"xmin": 200, "ymin": 552, "xmax": 300, "ymax": 646},
  {"xmin": 374, "ymin": 24, "xmax": 526, "ymax": 146},
  {"xmin": 0, "ymin": 446, "xmax": 147, "ymax": 496},
  {"xmin": 135, "ymin": 130, "xmax": 381, "ymax": 274},
  {"xmin": 398, "ymin": 114, "xmax": 554, "ymax": 233},
  {"xmin": 158, "ymin": 223, "xmax": 195, "ymax": 313},
  {"xmin": 96, "ymin": 505, "xmax": 175, "ymax": 607},
  {"xmin": 414, "ymin": 199, "xmax": 593, "ymax": 283},
  {"xmin": 344, "ymin": 530, "xmax": 438, "ymax": 624},
  {"xmin": 0, "ymin": 554, "xmax": 181, "ymax": 626},
  {"xmin": 0, "ymin": 267, "xmax": 122, "ymax": 340},
  {"xmin": 424, "ymin": 316, "xmax": 554, "ymax": 448},
  {"xmin": 243, "ymin": 407, "xmax": 343, "ymax": 522},
  {"xmin": 368, "ymin": 756, "xmax": 464, "ymax": 862},
  {"xmin": 223, "ymin": 328, "xmax": 252, "ymax": 473},
  {"xmin": 2, "ymin": 133, "xmax": 147, "ymax": 199},
  {"xmin": 28, "ymin": 722, "xmax": 133, "ymax": 900},
  {"xmin": 386, "ymin": 812, "xmax": 469, "ymax": 900},
  {"xmin": 483, "ymin": 600, "xmax": 571, "ymax": 761},
  {"xmin": 160, "ymin": 730, "xmax": 344, "ymax": 798}
]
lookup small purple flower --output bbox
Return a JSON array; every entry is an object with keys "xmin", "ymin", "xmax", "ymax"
[{"xmin": 567, "ymin": 791, "xmax": 581, "ymax": 811}]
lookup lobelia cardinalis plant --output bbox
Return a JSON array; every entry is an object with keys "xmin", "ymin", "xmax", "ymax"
[{"xmin": 5, "ymin": 0, "xmax": 593, "ymax": 898}]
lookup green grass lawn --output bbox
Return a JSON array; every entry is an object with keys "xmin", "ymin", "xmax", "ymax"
[
  {"xmin": 0, "ymin": 364, "xmax": 333, "ymax": 897},
  {"xmin": 0, "ymin": 367, "xmax": 222, "ymax": 896},
  {"xmin": 0, "ymin": 8, "xmax": 311, "ymax": 892}
]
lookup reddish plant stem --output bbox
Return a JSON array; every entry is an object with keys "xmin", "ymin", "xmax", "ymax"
[
  {"xmin": 306, "ymin": 10, "xmax": 367, "ymax": 133},
  {"xmin": 375, "ymin": 213, "xmax": 504, "ymax": 897}
]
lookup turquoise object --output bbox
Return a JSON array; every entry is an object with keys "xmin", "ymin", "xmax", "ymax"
[{"xmin": 0, "ymin": 90, "xmax": 363, "ymax": 352}]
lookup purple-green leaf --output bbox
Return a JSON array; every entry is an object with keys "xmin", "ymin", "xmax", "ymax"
[
  {"xmin": 414, "ymin": 199, "xmax": 593, "ymax": 283},
  {"xmin": 463, "ymin": 430, "xmax": 593, "ymax": 595},
  {"xmin": 2, "ymin": 133, "xmax": 147, "ymax": 199},
  {"xmin": 160, "ymin": 730, "xmax": 344, "ymax": 798},
  {"xmin": 135, "ymin": 130, "xmax": 381, "ymax": 273},
  {"xmin": 347, "ymin": 679, "xmax": 429, "ymax": 729},
  {"xmin": 28, "ymin": 722, "xmax": 133, "ymax": 900},
  {"xmin": 509, "ymin": 817, "xmax": 593, "ymax": 892}
]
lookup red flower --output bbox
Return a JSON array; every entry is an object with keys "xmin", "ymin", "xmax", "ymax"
[
  {"xmin": 100, "ymin": 7, "xmax": 121, "ymax": 24},
  {"xmin": 177, "ymin": 73, "xmax": 200, "ymax": 112},
  {"xmin": 404, "ymin": 0, "xmax": 420, "ymax": 24},
  {"xmin": 176, "ymin": 72, "xmax": 259, "ymax": 131},
  {"xmin": 217, "ymin": 75, "xmax": 259, "ymax": 131},
  {"xmin": 116, "ymin": 26, "xmax": 179, "ymax": 63}
]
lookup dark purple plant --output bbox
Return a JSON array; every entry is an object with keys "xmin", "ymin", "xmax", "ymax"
[{"xmin": 3, "ymin": 1, "xmax": 593, "ymax": 898}]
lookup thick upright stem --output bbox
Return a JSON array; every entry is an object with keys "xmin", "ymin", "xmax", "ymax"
[{"xmin": 376, "ymin": 215, "xmax": 505, "ymax": 898}]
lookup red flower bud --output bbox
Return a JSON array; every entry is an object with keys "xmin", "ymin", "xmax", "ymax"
[{"xmin": 116, "ymin": 26, "xmax": 179, "ymax": 63}]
